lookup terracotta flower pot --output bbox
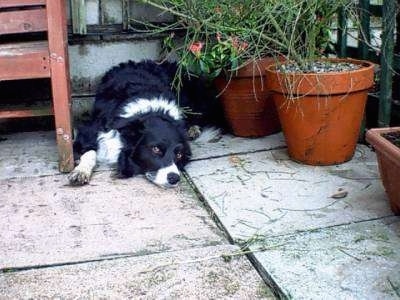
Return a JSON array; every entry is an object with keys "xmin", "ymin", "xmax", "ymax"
[
  {"xmin": 214, "ymin": 58, "xmax": 281, "ymax": 137},
  {"xmin": 366, "ymin": 127, "xmax": 400, "ymax": 215},
  {"xmin": 265, "ymin": 58, "xmax": 375, "ymax": 165}
]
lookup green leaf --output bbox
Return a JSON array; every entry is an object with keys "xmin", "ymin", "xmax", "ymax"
[
  {"xmin": 199, "ymin": 59, "xmax": 211, "ymax": 74},
  {"xmin": 230, "ymin": 57, "xmax": 239, "ymax": 71},
  {"xmin": 209, "ymin": 68, "xmax": 222, "ymax": 79}
]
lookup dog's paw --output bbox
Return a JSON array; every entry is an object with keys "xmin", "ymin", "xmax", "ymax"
[
  {"xmin": 111, "ymin": 171, "xmax": 128, "ymax": 179},
  {"xmin": 68, "ymin": 168, "xmax": 91, "ymax": 186},
  {"xmin": 187, "ymin": 125, "xmax": 202, "ymax": 140}
]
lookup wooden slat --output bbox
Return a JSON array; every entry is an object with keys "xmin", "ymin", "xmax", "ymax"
[
  {"xmin": 47, "ymin": 0, "xmax": 74, "ymax": 172},
  {"xmin": 0, "ymin": 0, "xmax": 45, "ymax": 8},
  {"xmin": 369, "ymin": 4, "xmax": 383, "ymax": 17},
  {"xmin": 358, "ymin": 0, "xmax": 370, "ymax": 60},
  {"xmin": 0, "ymin": 8, "xmax": 47, "ymax": 34},
  {"xmin": 70, "ymin": 0, "xmax": 86, "ymax": 35},
  {"xmin": 0, "ymin": 105, "xmax": 53, "ymax": 119},
  {"xmin": 378, "ymin": 0, "xmax": 396, "ymax": 127},
  {"xmin": 0, "ymin": 41, "xmax": 50, "ymax": 80},
  {"xmin": 337, "ymin": 7, "xmax": 347, "ymax": 58},
  {"xmin": 99, "ymin": 0, "xmax": 106, "ymax": 25},
  {"xmin": 122, "ymin": 0, "xmax": 130, "ymax": 31}
]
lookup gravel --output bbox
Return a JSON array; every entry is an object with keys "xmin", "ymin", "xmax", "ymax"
[{"xmin": 278, "ymin": 61, "xmax": 362, "ymax": 73}]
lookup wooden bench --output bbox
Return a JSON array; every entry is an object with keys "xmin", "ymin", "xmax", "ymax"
[{"xmin": 0, "ymin": 0, "xmax": 74, "ymax": 172}]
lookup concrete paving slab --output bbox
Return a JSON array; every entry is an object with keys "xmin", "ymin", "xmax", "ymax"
[
  {"xmin": 190, "ymin": 132, "xmax": 285, "ymax": 160},
  {"xmin": 186, "ymin": 145, "xmax": 393, "ymax": 242},
  {"xmin": 0, "ymin": 245, "xmax": 275, "ymax": 299},
  {"xmin": 0, "ymin": 131, "xmax": 285, "ymax": 180},
  {"xmin": 0, "ymin": 172, "xmax": 225, "ymax": 268},
  {"xmin": 250, "ymin": 217, "xmax": 400, "ymax": 299},
  {"xmin": 0, "ymin": 131, "xmax": 59, "ymax": 179}
]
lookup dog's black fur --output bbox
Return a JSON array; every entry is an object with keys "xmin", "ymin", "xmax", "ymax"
[{"xmin": 71, "ymin": 60, "xmax": 223, "ymax": 187}]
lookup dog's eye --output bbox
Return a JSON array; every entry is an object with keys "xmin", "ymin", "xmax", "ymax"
[
  {"xmin": 152, "ymin": 146, "xmax": 162, "ymax": 155},
  {"xmin": 176, "ymin": 152, "xmax": 183, "ymax": 160}
]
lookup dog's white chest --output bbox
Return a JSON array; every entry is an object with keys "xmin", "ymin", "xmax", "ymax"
[{"xmin": 96, "ymin": 130, "xmax": 123, "ymax": 165}]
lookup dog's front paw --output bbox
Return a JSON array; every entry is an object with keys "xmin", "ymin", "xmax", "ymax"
[
  {"xmin": 187, "ymin": 125, "xmax": 202, "ymax": 140},
  {"xmin": 111, "ymin": 171, "xmax": 131, "ymax": 179},
  {"xmin": 68, "ymin": 168, "xmax": 92, "ymax": 186}
]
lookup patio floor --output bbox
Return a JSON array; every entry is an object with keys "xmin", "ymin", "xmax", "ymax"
[{"xmin": 0, "ymin": 130, "xmax": 399, "ymax": 299}]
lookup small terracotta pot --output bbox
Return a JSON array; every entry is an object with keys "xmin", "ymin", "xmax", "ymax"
[
  {"xmin": 366, "ymin": 127, "xmax": 400, "ymax": 215},
  {"xmin": 265, "ymin": 58, "xmax": 374, "ymax": 165},
  {"xmin": 214, "ymin": 58, "xmax": 281, "ymax": 137}
]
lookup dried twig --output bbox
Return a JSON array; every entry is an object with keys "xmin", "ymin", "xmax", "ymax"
[
  {"xmin": 337, "ymin": 247, "xmax": 362, "ymax": 262},
  {"xmin": 275, "ymin": 197, "xmax": 345, "ymax": 213},
  {"xmin": 387, "ymin": 277, "xmax": 400, "ymax": 298}
]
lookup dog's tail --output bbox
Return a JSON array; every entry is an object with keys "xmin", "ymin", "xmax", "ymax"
[{"xmin": 194, "ymin": 127, "xmax": 222, "ymax": 143}]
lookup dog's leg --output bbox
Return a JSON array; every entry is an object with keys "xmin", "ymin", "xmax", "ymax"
[{"xmin": 68, "ymin": 150, "xmax": 97, "ymax": 185}]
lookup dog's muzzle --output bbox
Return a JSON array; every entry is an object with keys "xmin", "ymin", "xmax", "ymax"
[{"xmin": 145, "ymin": 163, "xmax": 181, "ymax": 188}]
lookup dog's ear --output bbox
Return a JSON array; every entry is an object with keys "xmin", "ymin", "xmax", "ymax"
[
  {"xmin": 174, "ymin": 119, "xmax": 192, "ymax": 167},
  {"xmin": 113, "ymin": 118, "xmax": 145, "ymax": 178},
  {"xmin": 108, "ymin": 116, "xmax": 146, "ymax": 143},
  {"xmin": 108, "ymin": 116, "xmax": 142, "ymax": 131},
  {"xmin": 116, "ymin": 147, "xmax": 142, "ymax": 178}
]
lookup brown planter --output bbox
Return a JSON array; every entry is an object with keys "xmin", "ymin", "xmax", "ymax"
[
  {"xmin": 265, "ymin": 58, "xmax": 374, "ymax": 165},
  {"xmin": 214, "ymin": 58, "xmax": 281, "ymax": 137},
  {"xmin": 366, "ymin": 127, "xmax": 400, "ymax": 215}
]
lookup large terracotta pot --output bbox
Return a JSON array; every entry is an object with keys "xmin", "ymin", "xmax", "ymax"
[
  {"xmin": 214, "ymin": 58, "xmax": 281, "ymax": 137},
  {"xmin": 366, "ymin": 127, "xmax": 400, "ymax": 215},
  {"xmin": 265, "ymin": 58, "xmax": 374, "ymax": 165}
]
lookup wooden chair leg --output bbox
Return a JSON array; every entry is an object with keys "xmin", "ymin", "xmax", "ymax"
[
  {"xmin": 50, "ymin": 77, "xmax": 74, "ymax": 173},
  {"xmin": 50, "ymin": 61, "xmax": 74, "ymax": 173},
  {"xmin": 47, "ymin": 0, "xmax": 74, "ymax": 173}
]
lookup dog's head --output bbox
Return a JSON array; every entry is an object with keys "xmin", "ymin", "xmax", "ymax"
[{"xmin": 112, "ymin": 114, "xmax": 191, "ymax": 188}]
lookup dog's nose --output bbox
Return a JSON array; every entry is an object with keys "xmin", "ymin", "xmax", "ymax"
[{"xmin": 167, "ymin": 173, "xmax": 180, "ymax": 185}]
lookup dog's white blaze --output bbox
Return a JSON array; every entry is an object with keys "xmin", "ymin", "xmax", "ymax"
[
  {"xmin": 152, "ymin": 163, "xmax": 180, "ymax": 187},
  {"xmin": 96, "ymin": 130, "xmax": 123, "ymax": 164},
  {"xmin": 121, "ymin": 97, "xmax": 181, "ymax": 120}
]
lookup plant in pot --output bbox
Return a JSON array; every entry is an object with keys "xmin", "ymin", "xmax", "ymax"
[
  {"xmin": 139, "ymin": 0, "xmax": 285, "ymax": 137},
  {"xmin": 366, "ymin": 127, "xmax": 400, "ymax": 215},
  {"xmin": 262, "ymin": 0, "xmax": 376, "ymax": 165}
]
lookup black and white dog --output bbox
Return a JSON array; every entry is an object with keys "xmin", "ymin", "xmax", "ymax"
[{"xmin": 68, "ymin": 60, "xmax": 223, "ymax": 188}]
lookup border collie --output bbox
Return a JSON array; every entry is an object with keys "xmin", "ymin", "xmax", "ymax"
[{"xmin": 68, "ymin": 60, "xmax": 223, "ymax": 188}]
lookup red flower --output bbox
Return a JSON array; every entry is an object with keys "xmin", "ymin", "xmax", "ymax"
[
  {"xmin": 230, "ymin": 37, "xmax": 248, "ymax": 52},
  {"xmin": 216, "ymin": 32, "xmax": 222, "ymax": 42},
  {"xmin": 239, "ymin": 41, "xmax": 249, "ymax": 52},
  {"xmin": 188, "ymin": 41, "xmax": 204, "ymax": 56},
  {"xmin": 231, "ymin": 37, "xmax": 240, "ymax": 49}
]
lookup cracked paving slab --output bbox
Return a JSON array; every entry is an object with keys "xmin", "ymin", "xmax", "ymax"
[
  {"xmin": 0, "ymin": 172, "xmax": 225, "ymax": 269},
  {"xmin": 250, "ymin": 217, "xmax": 400, "ymax": 299},
  {"xmin": 186, "ymin": 145, "xmax": 393, "ymax": 241},
  {"xmin": 0, "ymin": 245, "xmax": 275, "ymax": 299},
  {"xmin": 187, "ymin": 139, "xmax": 400, "ymax": 298}
]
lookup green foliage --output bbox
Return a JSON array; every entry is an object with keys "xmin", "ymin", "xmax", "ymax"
[
  {"xmin": 166, "ymin": 34, "xmax": 245, "ymax": 79},
  {"xmin": 139, "ymin": 0, "xmax": 359, "ymax": 79},
  {"xmin": 140, "ymin": 0, "xmax": 281, "ymax": 81}
]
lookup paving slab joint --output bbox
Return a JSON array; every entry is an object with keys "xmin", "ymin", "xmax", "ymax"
[
  {"xmin": 182, "ymin": 171, "xmax": 287, "ymax": 299},
  {"xmin": 189, "ymin": 145, "xmax": 288, "ymax": 163}
]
